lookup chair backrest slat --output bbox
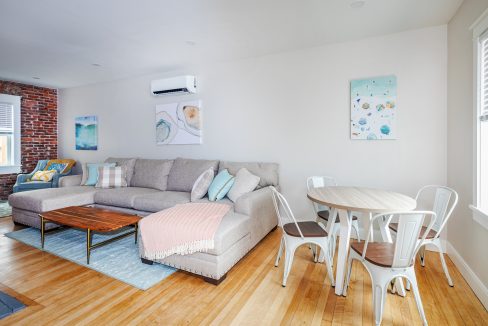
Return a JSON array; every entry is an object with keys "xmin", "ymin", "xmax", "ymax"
[
  {"xmin": 392, "ymin": 213, "xmax": 425, "ymax": 268},
  {"xmin": 431, "ymin": 188, "xmax": 451, "ymax": 231},
  {"xmin": 363, "ymin": 211, "xmax": 436, "ymax": 268},
  {"xmin": 307, "ymin": 176, "xmax": 337, "ymax": 213},
  {"xmin": 270, "ymin": 186, "xmax": 305, "ymax": 239},
  {"xmin": 416, "ymin": 185, "xmax": 458, "ymax": 237}
]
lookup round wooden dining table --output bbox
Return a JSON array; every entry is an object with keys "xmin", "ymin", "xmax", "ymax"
[{"xmin": 307, "ymin": 186, "xmax": 416, "ymax": 296}]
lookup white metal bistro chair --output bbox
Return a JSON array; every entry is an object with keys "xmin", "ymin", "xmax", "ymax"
[
  {"xmin": 307, "ymin": 176, "xmax": 360, "ymax": 260},
  {"xmin": 344, "ymin": 211, "xmax": 436, "ymax": 326},
  {"xmin": 270, "ymin": 186, "xmax": 335, "ymax": 287},
  {"xmin": 388, "ymin": 185, "xmax": 458, "ymax": 287}
]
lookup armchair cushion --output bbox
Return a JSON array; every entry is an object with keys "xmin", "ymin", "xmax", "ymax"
[{"xmin": 15, "ymin": 181, "xmax": 53, "ymax": 192}]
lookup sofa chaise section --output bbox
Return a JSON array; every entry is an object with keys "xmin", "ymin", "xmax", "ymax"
[{"xmin": 9, "ymin": 186, "xmax": 98, "ymax": 229}]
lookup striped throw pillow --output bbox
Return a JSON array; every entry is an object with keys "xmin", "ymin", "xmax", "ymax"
[{"xmin": 95, "ymin": 166, "xmax": 128, "ymax": 188}]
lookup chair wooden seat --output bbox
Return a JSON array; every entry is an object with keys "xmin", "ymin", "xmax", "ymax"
[
  {"xmin": 389, "ymin": 223, "xmax": 437, "ymax": 239},
  {"xmin": 317, "ymin": 210, "xmax": 358, "ymax": 221},
  {"xmin": 350, "ymin": 241, "xmax": 397, "ymax": 268},
  {"xmin": 283, "ymin": 221, "xmax": 328, "ymax": 238}
]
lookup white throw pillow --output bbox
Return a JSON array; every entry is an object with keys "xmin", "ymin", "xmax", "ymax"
[
  {"xmin": 227, "ymin": 168, "xmax": 260, "ymax": 202},
  {"xmin": 191, "ymin": 168, "xmax": 215, "ymax": 201}
]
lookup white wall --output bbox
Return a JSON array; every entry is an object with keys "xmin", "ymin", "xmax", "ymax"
[
  {"xmin": 447, "ymin": 0, "xmax": 488, "ymax": 293},
  {"xmin": 59, "ymin": 26, "xmax": 447, "ymax": 219}
]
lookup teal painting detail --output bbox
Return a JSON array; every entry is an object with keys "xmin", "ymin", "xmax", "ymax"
[
  {"xmin": 350, "ymin": 75, "xmax": 397, "ymax": 140},
  {"xmin": 76, "ymin": 116, "xmax": 98, "ymax": 150},
  {"xmin": 380, "ymin": 125, "xmax": 391, "ymax": 135}
]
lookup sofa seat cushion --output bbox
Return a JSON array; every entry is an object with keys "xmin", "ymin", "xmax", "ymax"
[
  {"xmin": 8, "ymin": 186, "xmax": 98, "ymax": 212},
  {"xmin": 133, "ymin": 191, "xmax": 191, "ymax": 212},
  {"xmin": 94, "ymin": 187, "xmax": 160, "ymax": 208},
  {"xmin": 207, "ymin": 211, "xmax": 251, "ymax": 256}
]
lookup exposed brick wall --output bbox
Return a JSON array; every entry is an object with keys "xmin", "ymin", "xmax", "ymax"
[{"xmin": 0, "ymin": 80, "xmax": 58, "ymax": 199}]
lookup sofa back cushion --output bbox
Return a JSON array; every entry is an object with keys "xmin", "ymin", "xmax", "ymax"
[
  {"xmin": 167, "ymin": 157, "xmax": 219, "ymax": 192},
  {"xmin": 218, "ymin": 161, "xmax": 279, "ymax": 189},
  {"xmin": 104, "ymin": 157, "xmax": 137, "ymax": 185},
  {"xmin": 131, "ymin": 159, "xmax": 174, "ymax": 191}
]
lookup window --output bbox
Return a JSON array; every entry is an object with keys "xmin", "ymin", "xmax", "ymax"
[
  {"xmin": 471, "ymin": 12, "xmax": 488, "ymax": 229},
  {"xmin": 0, "ymin": 94, "xmax": 21, "ymax": 174},
  {"xmin": 477, "ymin": 30, "xmax": 488, "ymax": 213},
  {"xmin": 0, "ymin": 102, "xmax": 14, "ymax": 166}
]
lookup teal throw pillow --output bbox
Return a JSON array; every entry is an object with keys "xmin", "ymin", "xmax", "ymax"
[
  {"xmin": 85, "ymin": 163, "xmax": 116, "ymax": 186},
  {"xmin": 208, "ymin": 169, "xmax": 235, "ymax": 201}
]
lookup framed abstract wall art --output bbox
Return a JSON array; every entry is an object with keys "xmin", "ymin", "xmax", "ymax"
[
  {"xmin": 350, "ymin": 75, "xmax": 397, "ymax": 140},
  {"xmin": 155, "ymin": 100, "xmax": 202, "ymax": 145},
  {"xmin": 75, "ymin": 115, "xmax": 98, "ymax": 150}
]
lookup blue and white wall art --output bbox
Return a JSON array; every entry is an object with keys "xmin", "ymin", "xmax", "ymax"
[
  {"xmin": 75, "ymin": 115, "xmax": 98, "ymax": 150},
  {"xmin": 350, "ymin": 75, "xmax": 397, "ymax": 140},
  {"xmin": 155, "ymin": 100, "xmax": 202, "ymax": 145}
]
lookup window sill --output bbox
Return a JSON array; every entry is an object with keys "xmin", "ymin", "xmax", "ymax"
[
  {"xmin": 470, "ymin": 205, "xmax": 488, "ymax": 231},
  {"xmin": 0, "ymin": 165, "xmax": 21, "ymax": 175}
]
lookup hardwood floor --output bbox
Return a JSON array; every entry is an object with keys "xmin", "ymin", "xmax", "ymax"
[{"xmin": 0, "ymin": 216, "xmax": 486, "ymax": 325}]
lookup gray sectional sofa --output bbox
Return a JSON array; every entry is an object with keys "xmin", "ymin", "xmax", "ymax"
[{"xmin": 8, "ymin": 157, "xmax": 279, "ymax": 284}]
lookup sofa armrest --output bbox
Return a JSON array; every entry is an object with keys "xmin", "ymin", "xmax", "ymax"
[
  {"xmin": 15, "ymin": 173, "xmax": 34, "ymax": 184},
  {"xmin": 59, "ymin": 174, "xmax": 82, "ymax": 187},
  {"xmin": 234, "ymin": 187, "xmax": 278, "ymax": 241}
]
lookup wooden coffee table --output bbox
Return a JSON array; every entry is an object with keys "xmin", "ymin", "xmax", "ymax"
[{"xmin": 39, "ymin": 206, "xmax": 141, "ymax": 264}]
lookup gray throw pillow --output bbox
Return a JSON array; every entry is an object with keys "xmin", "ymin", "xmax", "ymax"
[
  {"xmin": 130, "ymin": 159, "xmax": 173, "ymax": 191},
  {"xmin": 227, "ymin": 168, "xmax": 261, "ymax": 202},
  {"xmin": 167, "ymin": 158, "xmax": 219, "ymax": 192},
  {"xmin": 191, "ymin": 168, "xmax": 214, "ymax": 202}
]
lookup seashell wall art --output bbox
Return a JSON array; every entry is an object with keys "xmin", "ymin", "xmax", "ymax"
[
  {"xmin": 350, "ymin": 75, "xmax": 397, "ymax": 140},
  {"xmin": 155, "ymin": 100, "xmax": 202, "ymax": 145}
]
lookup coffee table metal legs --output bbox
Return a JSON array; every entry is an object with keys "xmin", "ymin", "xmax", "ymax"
[
  {"xmin": 40, "ymin": 221, "xmax": 138, "ymax": 265},
  {"xmin": 134, "ymin": 223, "xmax": 138, "ymax": 244},
  {"xmin": 85, "ymin": 224, "xmax": 138, "ymax": 264},
  {"xmin": 87, "ymin": 229, "xmax": 92, "ymax": 264},
  {"xmin": 41, "ymin": 216, "xmax": 45, "ymax": 249}
]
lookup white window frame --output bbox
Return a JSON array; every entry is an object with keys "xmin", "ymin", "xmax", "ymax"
[
  {"xmin": 470, "ymin": 9, "xmax": 488, "ymax": 230},
  {"xmin": 0, "ymin": 94, "xmax": 21, "ymax": 174}
]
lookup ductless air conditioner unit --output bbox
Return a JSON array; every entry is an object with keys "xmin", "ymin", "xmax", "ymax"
[{"xmin": 151, "ymin": 75, "xmax": 197, "ymax": 96}]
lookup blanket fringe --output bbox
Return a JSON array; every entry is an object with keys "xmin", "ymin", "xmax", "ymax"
[{"xmin": 142, "ymin": 239, "xmax": 215, "ymax": 260}]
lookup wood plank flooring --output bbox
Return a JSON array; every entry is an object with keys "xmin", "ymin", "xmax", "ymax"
[{"xmin": 0, "ymin": 216, "xmax": 486, "ymax": 325}]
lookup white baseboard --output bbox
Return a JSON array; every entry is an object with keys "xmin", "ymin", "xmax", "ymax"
[{"xmin": 446, "ymin": 242, "xmax": 488, "ymax": 310}]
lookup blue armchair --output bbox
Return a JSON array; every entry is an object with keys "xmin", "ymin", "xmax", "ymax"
[{"xmin": 13, "ymin": 160, "xmax": 75, "ymax": 193}]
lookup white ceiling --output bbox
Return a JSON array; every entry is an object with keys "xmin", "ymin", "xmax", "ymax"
[{"xmin": 0, "ymin": 0, "xmax": 463, "ymax": 89}]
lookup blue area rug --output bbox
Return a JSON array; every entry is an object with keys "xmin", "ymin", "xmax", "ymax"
[
  {"xmin": 0, "ymin": 291, "xmax": 25, "ymax": 320},
  {"xmin": 5, "ymin": 227, "xmax": 176, "ymax": 290},
  {"xmin": 0, "ymin": 201, "xmax": 11, "ymax": 218}
]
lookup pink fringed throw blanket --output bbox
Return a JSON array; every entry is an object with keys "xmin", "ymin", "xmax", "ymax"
[{"xmin": 139, "ymin": 203, "xmax": 231, "ymax": 260}]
